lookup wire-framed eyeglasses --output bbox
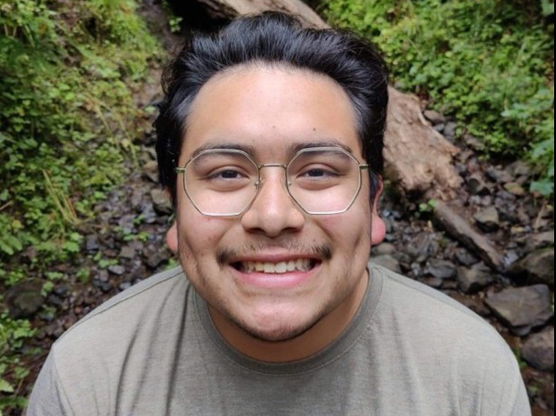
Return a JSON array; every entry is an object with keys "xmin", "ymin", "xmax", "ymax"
[{"xmin": 175, "ymin": 146, "xmax": 369, "ymax": 217}]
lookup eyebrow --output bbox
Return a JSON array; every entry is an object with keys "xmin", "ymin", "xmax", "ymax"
[
  {"xmin": 190, "ymin": 143, "xmax": 256, "ymax": 159},
  {"xmin": 190, "ymin": 138, "xmax": 354, "ymax": 160}
]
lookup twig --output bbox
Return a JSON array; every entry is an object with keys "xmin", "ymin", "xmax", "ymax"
[
  {"xmin": 533, "ymin": 200, "xmax": 547, "ymax": 231},
  {"xmin": 0, "ymin": 200, "xmax": 13, "ymax": 212}
]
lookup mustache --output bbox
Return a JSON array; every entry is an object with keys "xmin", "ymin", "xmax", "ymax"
[{"xmin": 217, "ymin": 241, "xmax": 333, "ymax": 265}]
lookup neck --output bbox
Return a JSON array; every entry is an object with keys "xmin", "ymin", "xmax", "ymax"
[{"xmin": 208, "ymin": 270, "xmax": 369, "ymax": 363}]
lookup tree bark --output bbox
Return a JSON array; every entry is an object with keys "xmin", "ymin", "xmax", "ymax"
[
  {"xmin": 194, "ymin": 0, "xmax": 463, "ymax": 199},
  {"xmin": 385, "ymin": 87, "xmax": 462, "ymax": 199},
  {"xmin": 195, "ymin": 0, "xmax": 325, "ymax": 27}
]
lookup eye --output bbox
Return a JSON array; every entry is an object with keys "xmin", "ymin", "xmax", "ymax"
[
  {"xmin": 300, "ymin": 166, "xmax": 338, "ymax": 178},
  {"xmin": 212, "ymin": 169, "xmax": 244, "ymax": 180}
]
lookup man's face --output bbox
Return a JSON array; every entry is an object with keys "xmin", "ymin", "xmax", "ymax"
[{"xmin": 173, "ymin": 65, "xmax": 384, "ymax": 346}]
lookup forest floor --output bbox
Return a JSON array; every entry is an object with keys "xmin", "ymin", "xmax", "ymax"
[{"xmin": 3, "ymin": 2, "xmax": 553, "ymax": 415}]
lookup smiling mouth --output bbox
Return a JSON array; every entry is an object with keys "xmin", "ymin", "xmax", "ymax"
[{"xmin": 232, "ymin": 259, "xmax": 320, "ymax": 274}]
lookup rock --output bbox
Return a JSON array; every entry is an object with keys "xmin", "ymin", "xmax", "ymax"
[
  {"xmin": 511, "ymin": 248, "xmax": 554, "ymax": 287},
  {"xmin": 485, "ymin": 166, "xmax": 512, "ymax": 184},
  {"xmin": 458, "ymin": 149, "xmax": 474, "ymax": 163},
  {"xmin": 108, "ymin": 265, "xmax": 125, "ymax": 276},
  {"xmin": 5, "ymin": 280, "xmax": 45, "ymax": 319},
  {"xmin": 372, "ymin": 254, "xmax": 401, "ymax": 273},
  {"xmin": 508, "ymin": 160, "xmax": 531, "ymax": 179},
  {"xmin": 467, "ymin": 173, "xmax": 489, "ymax": 195},
  {"xmin": 433, "ymin": 201, "xmax": 504, "ymax": 271},
  {"xmin": 422, "ymin": 276, "xmax": 443, "ymax": 288},
  {"xmin": 93, "ymin": 278, "xmax": 113, "ymax": 293},
  {"xmin": 466, "ymin": 157, "xmax": 481, "ymax": 174},
  {"xmin": 496, "ymin": 189, "xmax": 517, "ymax": 202},
  {"xmin": 425, "ymin": 259, "xmax": 456, "ymax": 279},
  {"xmin": 373, "ymin": 243, "xmax": 396, "ymax": 256},
  {"xmin": 485, "ymin": 285, "xmax": 553, "ymax": 335},
  {"xmin": 53, "ymin": 285, "xmax": 70, "ymax": 298},
  {"xmin": 120, "ymin": 245, "xmax": 137, "ymax": 259},
  {"xmin": 502, "ymin": 250, "xmax": 520, "ymax": 270},
  {"xmin": 97, "ymin": 270, "xmax": 109, "ymax": 282},
  {"xmin": 423, "ymin": 109, "xmax": 446, "ymax": 125},
  {"xmin": 475, "ymin": 195, "xmax": 493, "ymax": 207},
  {"xmin": 143, "ymin": 160, "xmax": 159, "ymax": 183},
  {"xmin": 118, "ymin": 214, "xmax": 136, "ymax": 234},
  {"xmin": 396, "ymin": 252, "xmax": 413, "ymax": 270},
  {"xmin": 522, "ymin": 327, "xmax": 554, "ymax": 371},
  {"xmin": 457, "ymin": 263, "xmax": 494, "ymax": 293},
  {"xmin": 527, "ymin": 230, "xmax": 554, "ymax": 251},
  {"xmin": 443, "ymin": 121, "xmax": 458, "ymax": 141},
  {"xmin": 433, "ymin": 123, "xmax": 445, "ymax": 133},
  {"xmin": 131, "ymin": 187, "xmax": 146, "ymax": 210},
  {"xmin": 463, "ymin": 134, "xmax": 485, "ymax": 151},
  {"xmin": 47, "ymin": 293, "xmax": 64, "ymax": 308},
  {"xmin": 450, "ymin": 293, "xmax": 491, "ymax": 316},
  {"xmin": 85, "ymin": 235, "xmax": 100, "ymax": 251},
  {"xmin": 143, "ymin": 244, "xmax": 171, "ymax": 269},
  {"xmin": 474, "ymin": 206, "xmax": 500, "ymax": 232},
  {"xmin": 454, "ymin": 248, "xmax": 479, "ymax": 266},
  {"xmin": 99, "ymin": 281, "xmax": 113, "ymax": 293},
  {"xmin": 406, "ymin": 233, "xmax": 439, "ymax": 263},
  {"xmin": 504, "ymin": 182, "xmax": 526, "ymax": 197},
  {"xmin": 150, "ymin": 188, "xmax": 173, "ymax": 215}
]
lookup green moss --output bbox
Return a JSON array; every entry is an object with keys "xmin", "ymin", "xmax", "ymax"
[
  {"xmin": 0, "ymin": 0, "xmax": 161, "ymax": 261},
  {"xmin": 323, "ymin": 0, "xmax": 554, "ymax": 194},
  {"xmin": 0, "ymin": 0, "xmax": 162, "ymax": 411}
]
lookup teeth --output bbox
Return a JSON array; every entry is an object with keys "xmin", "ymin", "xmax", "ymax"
[{"xmin": 242, "ymin": 259, "xmax": 312, "ymax": 274}]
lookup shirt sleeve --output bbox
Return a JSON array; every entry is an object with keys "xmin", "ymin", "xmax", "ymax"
[
  {"xmin": 509, "ymin": 376, "xmax": 531, "ymax": 416},
  {"xmin": 490, "ymin": 348, "xmax": 532, "ymax": 416},
  {"xmin": 26, "ymin": 350, "xmax": 72, "ymax": 416}
]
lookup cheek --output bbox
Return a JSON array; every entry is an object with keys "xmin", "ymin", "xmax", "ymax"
[
  {"xmin": 178, "ymin": 214, "xmax": 228, "ymax": 258},
  {"xmin": 317, "ymin": 209, "xmax": 372, "ymax": 251}
]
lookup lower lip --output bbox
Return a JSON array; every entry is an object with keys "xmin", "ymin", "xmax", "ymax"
[{"xmin": 231, "ymin": 263, "xmax": 321, "ymax": 290}]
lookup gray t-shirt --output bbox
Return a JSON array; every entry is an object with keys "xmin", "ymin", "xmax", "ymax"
[{"xmin": 27, "ymin": 263, "xmax": 530, "ymax": 415}]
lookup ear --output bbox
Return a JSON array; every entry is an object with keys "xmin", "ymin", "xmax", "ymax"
[
  {"xmin": 370, "ymin": 179, "xmax": 386, "ymax": 246},
  {"xmin": 166, "ymin": 221, "xmax": 178, "ymax": 253}
]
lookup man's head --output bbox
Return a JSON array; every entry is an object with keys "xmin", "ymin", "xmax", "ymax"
[
  {"xmin": 156, "ymin": 12, "xmax": 388, "ymax": 204},
  {"xmin": 155, "ymin": 12, "xmax": 389, "ymax": 360}
]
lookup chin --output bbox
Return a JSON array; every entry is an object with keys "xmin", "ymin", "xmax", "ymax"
[
  {"xmin": 233, "ymin": 309, "xmax": 323, "ymax": 343},
  {"xmin": 240, "ymin": 323, "xmax": 312, "ymax": 343}
]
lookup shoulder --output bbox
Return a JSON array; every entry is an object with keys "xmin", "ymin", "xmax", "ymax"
[
  {"xmin": 51, "ymin": 266, "xmax": 190, "ymax": 358},
  {"xmin": 372, "ymin": 263, "xmax": 501, "ymax": 336},
  {"xmin": 369, "ymin": 263, "xmax": 520, "ymax": 372},
  {"xmin": 368, "ymin": 264, "xmax": 529, "ymax": 414}
]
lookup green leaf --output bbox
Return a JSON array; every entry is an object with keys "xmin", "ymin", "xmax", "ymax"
[
  {"xmin": 531, "ymin": 180, "xmax": 554, "ymax": 196},
  {"xmin": 541, "ymin": 0, "xmax": 555, "ymax": 17},
  {"xmin": 0, "ymin": 378, "xmax": 14, "ymax": 393}
]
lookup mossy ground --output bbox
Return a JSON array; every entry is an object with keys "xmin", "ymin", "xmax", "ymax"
[{"xmin": 0, "ymin": 0, "xmax": 163, "ymax": 412}]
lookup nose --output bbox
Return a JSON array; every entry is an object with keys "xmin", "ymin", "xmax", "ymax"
[{"xmin": 240, "ymin": 166, "xmax": 305, "ymax": 237}]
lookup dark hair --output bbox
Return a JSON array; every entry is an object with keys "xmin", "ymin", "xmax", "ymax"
[{"xmin": 155, "ymin": 12, "xmax": 388, "ymax": 204}]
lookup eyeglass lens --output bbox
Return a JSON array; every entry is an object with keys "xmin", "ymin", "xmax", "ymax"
[{"xmin": 183, "ymin": 148, "xmax": 363, "ymax": 216}]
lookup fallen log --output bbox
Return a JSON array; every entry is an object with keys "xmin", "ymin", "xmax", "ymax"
[
  {"xmin": 195, "ymin": 0, "xmax": 325, "ymax": 27},
  {"xmin": 434, "ymin": 201, "xmax": 504, "ymax": 271},
  {"xmin": 385, "ymin": 87, "xmax": 462, "ymax": 199},
  {"xmin": 194, "ymin": 0, "xmax": 463, "ymax": 199}
]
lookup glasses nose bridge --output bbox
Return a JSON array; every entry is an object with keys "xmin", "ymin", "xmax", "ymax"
[
  {"xmin": 255, "ymin": 163, "xmax": 288, "ymax": 184},
  {"xmin": 252, "ymin": 162, "xmax": 293, "ymax": 201}
]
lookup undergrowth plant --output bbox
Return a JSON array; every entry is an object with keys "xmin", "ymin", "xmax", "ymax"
[
  {"xmin": 0, "ymin": 0, "xmax": 161, "ymax": 412},
  {"xmin": 323, "ymin": 0, "xmax": 555, "ymax": 195}
]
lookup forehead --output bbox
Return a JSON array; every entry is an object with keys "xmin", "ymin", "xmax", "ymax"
[{"xmin": 181, "ymin": 64, "xmax": 361, "ymax": 162}]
